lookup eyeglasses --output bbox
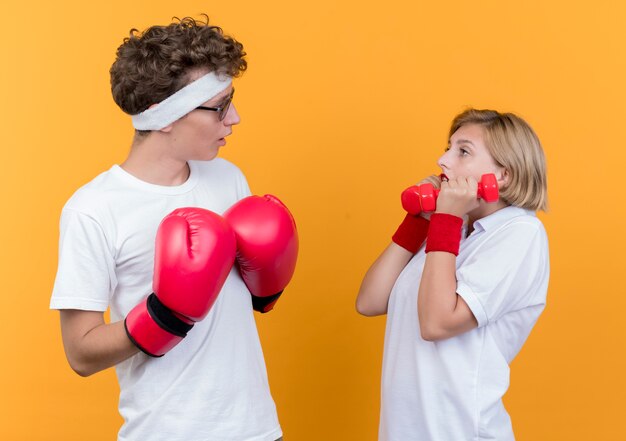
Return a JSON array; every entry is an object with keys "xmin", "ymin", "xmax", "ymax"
[{"xmin": 195, "ymin": 88, "xmax": 235, "ymax": 121}]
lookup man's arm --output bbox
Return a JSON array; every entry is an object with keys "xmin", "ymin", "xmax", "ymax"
[{"xmin": 60, "ymin": 310, "xmax": 138, "ymax": 377}]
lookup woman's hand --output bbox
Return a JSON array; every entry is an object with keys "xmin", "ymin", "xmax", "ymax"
[
  {"xmin": 418, "ymin": 174, "xmax": 442, "ymax": 189},
  {"xmin": 435, "ymin": 176, "xmax": 480, "ymax": 218},
  {"xmin": 415, "ymin": 175, "xmax": 443, "ymax": 220}
]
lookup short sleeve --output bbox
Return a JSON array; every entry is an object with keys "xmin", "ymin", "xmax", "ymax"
[
  {"xmin": 50, "ymin": 209, "xmax": 117, "ymax": 311},
  {"xmin": 235, "ymin": 166, "xmax": 252, "ymax": 199},
  {"xmin": 455, "ymin": 222, "xmax": 549, "ymax": 328}
]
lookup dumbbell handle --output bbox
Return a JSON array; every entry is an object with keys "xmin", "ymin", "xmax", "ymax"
[{"xmin": 401, "ymin": 174, "xmax": 499, "ymax": 215}]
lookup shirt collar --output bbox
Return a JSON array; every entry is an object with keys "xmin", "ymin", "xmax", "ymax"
[{"xmin": 471, "ymin": 206, "xmax": 536, "ymax": 233}]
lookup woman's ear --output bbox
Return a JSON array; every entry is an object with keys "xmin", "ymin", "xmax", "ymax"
[{"xmin": 498, "ymin": 168, "xmax": 510, "ymax": 189}]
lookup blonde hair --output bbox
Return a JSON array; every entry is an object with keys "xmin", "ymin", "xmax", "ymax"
[{"xmin": 449, "ymin": 109, "xmax": 548, "ymax": 211}]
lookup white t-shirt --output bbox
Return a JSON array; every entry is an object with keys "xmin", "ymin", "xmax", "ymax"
[
  {"xmin": 50, "ymin": 159, "xmax": 282, "ymax": 441},
  {"xmin": 380, "ymin": 206, "xmax": 549, "ymax": 441}
]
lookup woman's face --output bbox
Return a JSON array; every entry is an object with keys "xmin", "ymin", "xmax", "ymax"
[{"xmin": 437, "ymin": 123, "xmax": 504, "ymax": 181}]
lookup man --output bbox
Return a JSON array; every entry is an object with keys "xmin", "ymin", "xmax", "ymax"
[{"xmin": 50, "ymin": 16, "xmax": 295, "ymax": 441}]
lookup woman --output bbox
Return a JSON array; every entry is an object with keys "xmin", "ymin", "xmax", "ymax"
[{"xmin": 357, "ymin": 109, "xmax": 549, "ymax": 440}]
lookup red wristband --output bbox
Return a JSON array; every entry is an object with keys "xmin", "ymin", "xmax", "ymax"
[
  {"xmin": 425, "ymin": 213, "xmax": 463, "ymax": 256},
  {"xmin": 392, "ymin": 214, "xmax": 430, "ymax": 253}
]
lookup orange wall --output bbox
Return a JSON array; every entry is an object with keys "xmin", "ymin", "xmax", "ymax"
[{"xmin": 2, "ymin": 1, "xmax": 625, "ymax": 439}]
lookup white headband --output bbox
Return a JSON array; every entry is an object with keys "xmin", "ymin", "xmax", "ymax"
[{"xmin": 131, "ymin": 72, "xmax": 232, "ymax": 130}]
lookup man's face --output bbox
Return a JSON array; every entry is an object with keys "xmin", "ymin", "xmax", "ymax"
[{"xmin": 168, "ymin": 84, "xmax": 241, "ymax": 161}]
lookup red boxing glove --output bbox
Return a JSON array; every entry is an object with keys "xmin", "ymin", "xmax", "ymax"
[
  {"xmin": 125, "ymin": 208, "xmax": 237, "ymax": 357},
  {"xmin": 224, "ymin": 195, "xmax": 299, "ymax": 313}
]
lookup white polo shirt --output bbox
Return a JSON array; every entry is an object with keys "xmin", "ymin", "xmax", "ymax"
[{"xmin": 379, "ymin": 206, "xmax": 549, "ymax": 441}]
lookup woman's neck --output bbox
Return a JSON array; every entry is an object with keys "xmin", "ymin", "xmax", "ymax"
[{"xmin": 467, "ymin": 199, "xmax": 509, "ymax": 234}]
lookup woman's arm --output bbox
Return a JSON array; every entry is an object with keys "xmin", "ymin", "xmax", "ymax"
[
  {"xmin": 356, "ymin": 243, "xmax": 413, "ymax": 316},
  {"xmin": 417, "ymin": 252, "xmax": 477, "ymax": 341},
  {"xmin": 417, "ymin": 177, "xmax": 481, "ymax": 341},
  {"xmin": 60, "ymin": 310, "xmax": 139, "ymax": 377},
  {"xmin": 357, "ymin": 176, "xmax": 440, "ymax": 317},
  {"xmin": 357, "ymin": 179, "xmax": 434, "ymax": 317}
]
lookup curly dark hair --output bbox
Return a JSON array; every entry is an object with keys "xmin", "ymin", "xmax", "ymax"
[{"xmin": 110, "ymin": 15, "xmax": 247, "ymax": 116}]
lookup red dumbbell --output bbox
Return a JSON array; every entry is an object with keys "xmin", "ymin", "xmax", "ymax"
[{"xmin": 401, "ymin": 174, "xmax": 499, "ymax": 215}]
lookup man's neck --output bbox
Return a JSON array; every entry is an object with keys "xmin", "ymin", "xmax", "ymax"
[{"xmin": 120, "ymin": 136, "xmax": 190, "ymax": 186}]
